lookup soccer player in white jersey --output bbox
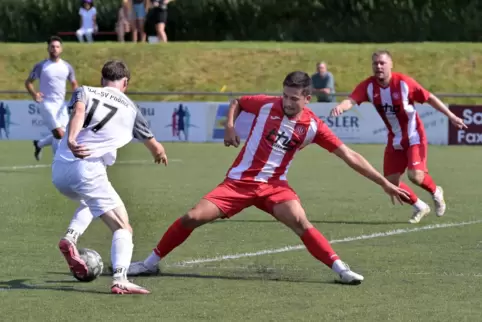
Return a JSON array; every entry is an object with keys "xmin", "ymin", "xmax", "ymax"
[
  {"xmin": 25, "ymin": 36, "xmax": 78, "ymax": 161},
  {"xmin": 52, "ymin": 60, "xmax": 168, "ymax": 294}
]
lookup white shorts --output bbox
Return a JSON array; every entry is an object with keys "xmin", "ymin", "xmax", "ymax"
[
  {"xmin": 40, "ymin": 100, "xmax": 69, "ymax": 131},
  {"xmin": 52, "ymin": 159, "xmax": 123, "ymax": 218}
]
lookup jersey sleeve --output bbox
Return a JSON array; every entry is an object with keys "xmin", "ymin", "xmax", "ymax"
[
  {"xmin": 238, "ymin": 95, "xmax": 279, "ymax": 115},
  {"xmin": 401, "ymin": 75, "xmax": 431, "ymax": 103},
  {"xmin": 28, "ymin": 61, "xmax": 44, "ymax": 81},
  {"xmin": 67, "ymin": 86, "xmax": 88, "ymax": 109},
  {"xmin": 67, "ymin": 63, "xmax": 76, "ymax": 82},
  {"xmin": 348, "ymin": 79, "xmax": 370, "ymax": 105},
  {"xmin": 313, "ymin": 118, "xmax": 343, "ymax": 152},
  {"xmin": 132, "ymin": 106, "xmax": 155, "ymax": 141}
]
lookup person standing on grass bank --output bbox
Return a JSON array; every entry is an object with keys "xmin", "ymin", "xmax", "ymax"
[
  {"xmin": 145, "ymin": 0, "xmax": 171, "ymax": 43},
  {"xmin": 25, "ymin": 36, "xmax": 78, "ymax": 161},
  {"xmin": 130, "ymin": 0, "xmax": 147, "ymax": 42}
]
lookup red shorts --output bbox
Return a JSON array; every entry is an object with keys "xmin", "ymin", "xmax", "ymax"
[
  {"xmin": 383, "ymin": 143, "xmax": 428, "ymax": 176},
  {"xmin": 203, "ymin": 179, "xmax": 300, "ymax": 218}
]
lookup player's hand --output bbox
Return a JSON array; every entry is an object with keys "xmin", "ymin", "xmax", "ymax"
[
  {"xmin": 381, "ymin": 182, "xmax": 411, "ymax": 205},
  {"xmin": 33, "ymin": 92, "xmax": 44, "ymax": 103},
  {"xmin": 154, "ymin": 151, "xmax": 168, "ymax": 166},
  {"xmin": 68, "ymin": 140, "xmax": 91, "ymax": 159},
  {"xmin": 449, "ymin": 115, "xmax": 467, "ymax": 129},
  {"xmin": 330, "ymin": 105, "xmax": 344, "ymax": 117},
  {"xmin": 224, "ymin": 126, "xmax": 240, "ymax": 148}
]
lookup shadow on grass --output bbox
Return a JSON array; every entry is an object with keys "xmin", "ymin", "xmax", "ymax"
[
  {"xmin": 211, "ymin": 219, "xmax": 406, "ymax": 225},
  {"xmin": 92, "ymin": 266, "xmax": 359, "ymax": 286},
  {"xmin": 0, "ymin": 278, "xmax": 110, "ymax": 294}
]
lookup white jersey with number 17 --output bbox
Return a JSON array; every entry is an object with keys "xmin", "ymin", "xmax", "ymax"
[{"xmin": 55, "ymin": 85, "xmax": 154, "ymax": 165}]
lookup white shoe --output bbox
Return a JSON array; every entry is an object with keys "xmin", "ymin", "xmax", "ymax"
[
  {"xmin": 127, "ymin": 261, "xmax": 160, "ymax": 276},
  {"xmin": 433, "ymin": 186, "xmax": 446, "ymax": 217},
  {"xmin": 409, "ymin": 206, "xmax": 431, "ymax": 224},
  {"xmin": 336, "ymin": 262, "xmax": 364, "ymax": 285},
  {"xmin": 111, "ymin": 279, "xmax": 150, "ymax": 294}
]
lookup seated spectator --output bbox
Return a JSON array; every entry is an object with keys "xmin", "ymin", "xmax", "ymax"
[
  {"xmin": 311, "ymin": 62, "xmax": 336, "ymax": 102},
  {"xmin": 76, "ymin": 0, "xmax": 98, "ymax": 43}
]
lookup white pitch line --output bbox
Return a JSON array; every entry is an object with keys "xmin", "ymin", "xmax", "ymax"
[
  {"xmin": 171, "ymin": 220, "xmax": 482, "ymax": 267},
  {"xmin": 0, "ymin": 159, "xmax": 182, "ymax": 171}
]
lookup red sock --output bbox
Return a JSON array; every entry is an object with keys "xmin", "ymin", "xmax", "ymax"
[
  {"xmin": 420, "ymin": 174, "xmax": 437, "ymax": 194},
  {"xmin": 301, "ymin": 228, "xmax": 339, "ymax": 268},
  {"xmin": 399, "ymin": 182, "xmax": 418, "ymax": 205},
  {"xmin": 153, "ymin": 217, "xmax": 194, "ymax": 258}
]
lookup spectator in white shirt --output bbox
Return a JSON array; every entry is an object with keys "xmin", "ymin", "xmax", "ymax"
[{"xmin": 76, "ymin": 0, "xmax": 98, "ymax": 43}]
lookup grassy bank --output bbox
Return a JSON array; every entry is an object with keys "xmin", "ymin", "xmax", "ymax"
[{"xmin": 0, "ymin": 42, "xmax": 481, "ymax": 103}]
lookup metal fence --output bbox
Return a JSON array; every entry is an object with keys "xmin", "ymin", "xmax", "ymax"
[{"xmin": 1, "ymin": 90, "xmax": 481, "ymax": 98}]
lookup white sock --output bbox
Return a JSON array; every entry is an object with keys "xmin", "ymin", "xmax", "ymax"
[
  {"xmin": 37, "ymin": 135, "xmax": 53, "ymax": 148},
  {"xmin": 143, "ymin": 251, "xmax": 161, "ymax": 269},
  {"xmin": 331, "ymin": 259, "xmax": 348, "ymax": 274},
  {"xmin": 413, "ymin": 198, "xmax": 429, "ymax": 211},
  {"xmin": 65, "ymin": 205, "xmax": 94, "ymax": 244},
  {"xmin": 111, "ymin": 229, "xmax": 133, "ymax": 281}
]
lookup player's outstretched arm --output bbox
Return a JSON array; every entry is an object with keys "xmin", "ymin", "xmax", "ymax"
[
  {"xmin": 224, "ymin": 98, "xmax": 241, "ymax": 148},
  {"xmin": 132, "ymin": 106, "xmax": 168, "ymax": 165},
  {"xmin": 332, "ymin": 144, "xmax": 410, "ymax": 204},
  {"xmin": 143, "ymin": 138, "xmax": 168, "ymax": 165},
  {"xmin": 330, "ymin": 98, "xmax": 356, "ymax": 117},
  {"xmin": 426, "ymin": 94, "xmax": 467, "ymax": 129}
]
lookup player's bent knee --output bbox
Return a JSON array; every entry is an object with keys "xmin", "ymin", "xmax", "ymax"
[
  {"xmin": 385, "ymin": 174, "xmax": 401, "ymax": 186},
  {"xmin": 100, "ymin": 207, "xmax": 131, "ymax": 233},
  {"xmin": 52, "ymin": 128, "xmax": 64, "ymax": 139},
  {"xmin": 182, "ymin": 199, "xmax": 222, "ymax": 229},
  {"xmin": 272, "ymin": 201, "xmax": 313, "ymax": 236},
  {"xmin": 408, "ymin": 170, "xmax": 424, "ymax": 185}
]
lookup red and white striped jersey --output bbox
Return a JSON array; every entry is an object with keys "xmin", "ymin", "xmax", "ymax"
[
  {"xmin": 349, "ymin": 72, "xmax": 431, "ymax": 150},
  {"xmin": 227, "ymin": 95, "xmax": 343, "ymax": 183}
]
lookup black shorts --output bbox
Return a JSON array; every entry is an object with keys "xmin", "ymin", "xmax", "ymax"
[{"xmin": 150, "ymin": 8, "xmax": 167, "ymax": 24}]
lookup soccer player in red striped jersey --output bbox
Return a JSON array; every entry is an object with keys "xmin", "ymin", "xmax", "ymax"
[
  {"xmin": 127, "ymin": 71, "xmax": 411, "ymax": 285},
  {"xmin": 330, "ymin": 50, "xmax": 467, "ymax": 223}
]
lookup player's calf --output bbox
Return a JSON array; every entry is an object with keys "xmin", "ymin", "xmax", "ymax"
[
  {"xmin": 128, "ymin": 216, "xmax": 194, "ymax": 276},
  {"xmin": 100, "ymin": 206, "xmax": 150, "ymax": 293},
  {"xmin": 272, "ymin": 201, "xmax": 363, "ymax": 285},
  {"xmin": 128, "ymin": 199, "xmax": 222, "ymax": 276},
  {"xmin": 407, "ymin": 170, "xmax": 425, "ymax": 186}
]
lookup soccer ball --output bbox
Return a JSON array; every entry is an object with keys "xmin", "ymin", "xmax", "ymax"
[{"xmin": 74, "ymin": 248, "xmax": 104, "ymax": 282}]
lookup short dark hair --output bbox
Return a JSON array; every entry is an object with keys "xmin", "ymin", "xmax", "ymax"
[
  {"xmin": 101, "ymin": 60, "xmax": 130, "ymax": 82},
  {"xmin": 47, "ymin": 36, "xmax": 62, "ymax": 45},
  {"xmin": 372, "ymin": 50, "xmax": 392, "ymax": 60},
  {"xmin": 283, "ymin": 71, "xmax": 312, "ymax": 96}
]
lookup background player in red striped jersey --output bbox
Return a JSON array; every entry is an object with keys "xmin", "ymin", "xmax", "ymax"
[
  {"xmin": 128, "ymin": 72, "xmax": 408, "ymax": 284},
  {"xmin": 127, "ymin": 71, "xmax": 410, "ymax": 285},
  {"xmin": 330, "ymin": 50, "xmax": 467, "ymax": 223}
]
